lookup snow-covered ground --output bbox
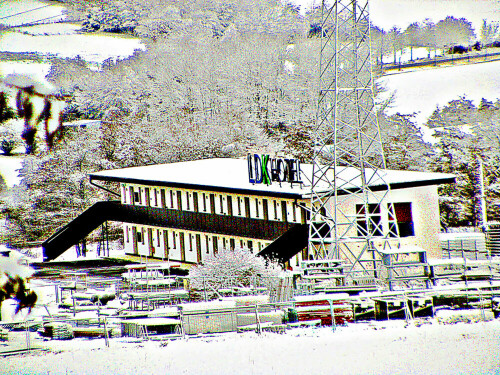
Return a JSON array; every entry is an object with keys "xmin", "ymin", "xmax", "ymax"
[
  {"xmin": 0, "ymin": 155, "xmax": 23, "ymax": 187},
  {"xmin": 378, "ymin": 60, "xmax": 500, "ymax": 139},
  {"xmin": 2, "ymin": 314, "xmax": 500, "ymax": 374},
  {"xmin": 0, "ymin": 30, "xmax": 145, "ymax": 66}
]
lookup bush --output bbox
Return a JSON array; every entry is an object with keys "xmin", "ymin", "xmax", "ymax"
[
  {"xmin": 189, "ymin": 247, "xmax": 282, "ymax": 291},
  {"xmin": 0, "ymin": 128, "xmax": 21, "ymax": 155}
]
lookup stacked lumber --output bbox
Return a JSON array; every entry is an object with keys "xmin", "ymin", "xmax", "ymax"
[
  {"xmin": 43, "ymin": 322, "xmax": 74, "ymax": 340},
  {"xmin": 293, "ymin": 294, "xmax": 353, "ymax": 325},
  {"xmin": 0, "ymin": 327, "xmax": 8, "ymax": 341}
]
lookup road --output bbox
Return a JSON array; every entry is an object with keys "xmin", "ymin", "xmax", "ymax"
[{"xmin": 382, "ymin": 49, "xmax": 500, "ymax": 73}]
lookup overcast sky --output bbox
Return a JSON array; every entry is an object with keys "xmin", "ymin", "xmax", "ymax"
[{"xmin": 291, "ymin": 0, "xmax": 500, "ymax": 32}]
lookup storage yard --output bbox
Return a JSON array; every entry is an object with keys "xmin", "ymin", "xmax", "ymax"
[{"xmin": 1, "ymin": 249, "xmax": 500, "ymax": 375}]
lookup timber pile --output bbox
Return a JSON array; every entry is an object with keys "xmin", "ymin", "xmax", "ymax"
[
  {"xmin": 0, "ymin": 328, "xmax": 8, "ymax": 341},
  {"xmin": 73, "ymin": 327, "xmax": 112, "ymax": 338},
  {"xmin": 42, "ymin": 322, "xmax": 74, "ymax": 340},
  {"xmin": 294, "ymin": 294, "xmax": 353, "ymax": 325}
]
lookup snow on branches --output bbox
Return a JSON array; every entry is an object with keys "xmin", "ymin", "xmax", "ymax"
[{"xmin": 189, "ymin": 247, "xmax": 282, "ymax": 291}]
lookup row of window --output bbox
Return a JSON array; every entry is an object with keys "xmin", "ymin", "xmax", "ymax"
[
  {"xmin": 121, "ymin": 184, "xmax": 306, "ymax": 223},
  {"xmin": 124, "ymin": 225, "xmax": 271, "ymax": 262}
]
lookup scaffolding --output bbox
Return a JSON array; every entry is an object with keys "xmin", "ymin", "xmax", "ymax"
[{"xmin": 308, "ymin": 0, "xmax": 401, "ymax": 283}]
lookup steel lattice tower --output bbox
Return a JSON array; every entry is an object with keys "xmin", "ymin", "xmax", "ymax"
[{"xmin": 308, "ymin": 0, "xmax": 399, "ymax": 276}]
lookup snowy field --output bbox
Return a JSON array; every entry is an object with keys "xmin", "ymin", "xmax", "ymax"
[
  {"xmin": 0, "ymin": 155, "xmax": 23, "ymax": 187},
  {"xmin": 2, "ymin": 314, "xmax": 500, "ymax": 374},
  {"xmin": 378, "ymin": 60, "xmax": 500, "ymax": 132}
]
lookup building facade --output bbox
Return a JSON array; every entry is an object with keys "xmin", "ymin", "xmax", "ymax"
[{"xmin": 88, "ymin": 158, "xmax": 454, "ymax": 268}]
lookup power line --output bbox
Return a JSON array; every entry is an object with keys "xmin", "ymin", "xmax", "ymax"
[
  {"xmin": 0, "ymin": 4, "xmax": 54, "ymax": 21},
  {"xmin": 3, "ymin": 13, "xmax": 65, "ymax": 29}
]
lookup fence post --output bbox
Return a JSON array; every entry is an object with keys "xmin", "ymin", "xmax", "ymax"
[
  {"xmin": 104, "ymin": 317, "xmax": 110, "ymax": 347},
  {"xmin": 254, "ymin": 304, "xmax": 261, "ymax": 335},
  {"xmin": 25, "ymin": 319, "xmax": 31, "ymax": 351},
  {"xmin": 328, "ymin": 300, "xmax": 337, "ymax": 332}
]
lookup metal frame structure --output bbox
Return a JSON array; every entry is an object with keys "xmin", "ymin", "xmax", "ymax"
[{"xmin": 308, "ymin": 0, "xmax": 400, "ymax": 278}]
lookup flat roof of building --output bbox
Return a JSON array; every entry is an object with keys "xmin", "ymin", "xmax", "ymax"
[{"xmin": 89, "ymin": 158, "xmax": 455, "ymax": 199}]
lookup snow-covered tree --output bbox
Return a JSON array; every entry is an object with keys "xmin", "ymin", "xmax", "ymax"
[
  {"xmin": 379, "ymin": 113, "xmax": 430, "ymax": 171},
  {"xmin": 480, "ymin": 20, "xmax": 500, "ymax": 46},
  {"xmin": 189, "ymin": 247, "xmax": 282, "ymax": 291},
  {"xmin": 2, "ymin": 127, "xmax": 111, "ymax": 247},
  {"xmin": 435, "ymin": 16, "xmax": 475, "ymax": 49}
]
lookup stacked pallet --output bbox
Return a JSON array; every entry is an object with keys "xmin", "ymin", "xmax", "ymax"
[
  {"xmin": 43, "ymin": 322, "xmax": 74, "ymax": 340},
  {"xmin": 0, "ymin": 328, "xmax": 8, "ymax": 341},
  {"xmin": 293, "ymin": 293, "xmax": 353, "ymax": 325}
]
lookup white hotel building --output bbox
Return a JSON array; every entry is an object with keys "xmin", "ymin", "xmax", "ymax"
[{"xmin": 82, "ymin": 157, "xmax": 454, "ymax": 268}]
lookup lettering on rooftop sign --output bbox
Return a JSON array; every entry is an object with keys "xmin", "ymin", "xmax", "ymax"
[{"xmin": 247, "ymin": 154, "xmax": 303, "ymax": 186}]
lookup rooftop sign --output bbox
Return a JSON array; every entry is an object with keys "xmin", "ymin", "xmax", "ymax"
[{"xmin": 247, "ymin": 154, "xmax": 303, "ymax": 186}]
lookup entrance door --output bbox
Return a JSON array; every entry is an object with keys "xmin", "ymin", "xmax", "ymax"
[
  {"xmin": 227, "ymin": 196, "xmax": 233, "ymax": 216},
  {"xmin": 160, "ymin": 189, "xmax": 166, "ymax": 208},
  {"xmin": 148, "ymin": 228, "xmax": 154, "ymax": 257},
  {"xmin": 132, "ymin": 226, "xmax": 138, "ymax": 255},
  {"xmin": 177, "ymin": 191, "xmax": 183, "ymax": 210},
  {"xmin": 263, "ymin": 199, "xmax": 269, "ymax": 220},
  {"xmin": 210, "ymin": 194, "xmax": 216, "ymax": 214},
  {"xmin": 193, "ymin": 192, "xmax": 199, "ymax": 212},
  {"xmin": 196, "ymin": 234, "xmax": 202, "ymax": 263},
  {"xmin": 179, "ymin": 232, "xmax": 186, "ymax": 261},
  {"xmin": 244, "ymin": 197, "xmax": 251, "ymax": 218}
]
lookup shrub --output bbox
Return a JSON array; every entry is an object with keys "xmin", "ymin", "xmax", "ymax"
[
  {"xmin": 0, "ymin": 128, "xmax": 21, "ymax": 155},
  {"xmin": 189, "ymin": 247, "xmax": 282, "ymax": 291}
]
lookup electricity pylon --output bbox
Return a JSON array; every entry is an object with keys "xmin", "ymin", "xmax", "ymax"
[{"xmin": 308, "ymin": 0, "xmax": 399, "ymax": 276}]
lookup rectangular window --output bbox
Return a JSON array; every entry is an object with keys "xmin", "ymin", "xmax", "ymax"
[
  {"xmin": 237, "ymin": 197, "xmax": 242, "ymax": 216},
  {"xmin": 248, "ymin": 240, "xmax": 253, "ymax": 253},
  {"xmin": 202, "ymin": 193, "xmax": 207, "ymax": 212},
  {"xmin": 255, "ymin": 198, "xmax": 259, "ymax": 218},
  {"xmin": 134, "ymin": 191, "xmax": 141, "ymax": 204},
  {"xmin": 154, "ymin": 189, "xmax": 158, "ymax": 207},
  {"xmin": 230, "ymin": 238, "xmax": 235, "ymax": 250},
  {"xmin": 206, "ymin": 236, "xmax": 210, "ymax": 254},
  {"xmin": 170, "ymin": 190, "xmax": 174, "ymax": 209},
  {"xmin": 273, "ymin": 201, "xmax": 278, "ymax": 220},
  {"xmin": 136, "ymin": 229, "xmax": 143, "ymax": 243},
  {"xmin": 126, "ymin": 226, "xmax": 129, "ymax": 243},
  {"xmin": 145, "ymin": 188, "xmax": 150, "ymax": 206},
  {"xmin": 356, "ymin": 204, "xmax": 383, "ymax": 237},
  {"xmin": 390, "ymin": 203, "xmax": 415, "ymax": 237},
  {"xmin": 292, "ymin": 202, "xmax": 297, "ymax": 222},
  {"xmin": 186, "ymin": 192, "xmax": 190, "ymax": 211},
  {"xmin": 220, "ymin": 195, "xmax": 224, "ymax": 214},
  {"xmin": 157, "ymin": 229, "xmax": 161, "ymax": 247}
]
